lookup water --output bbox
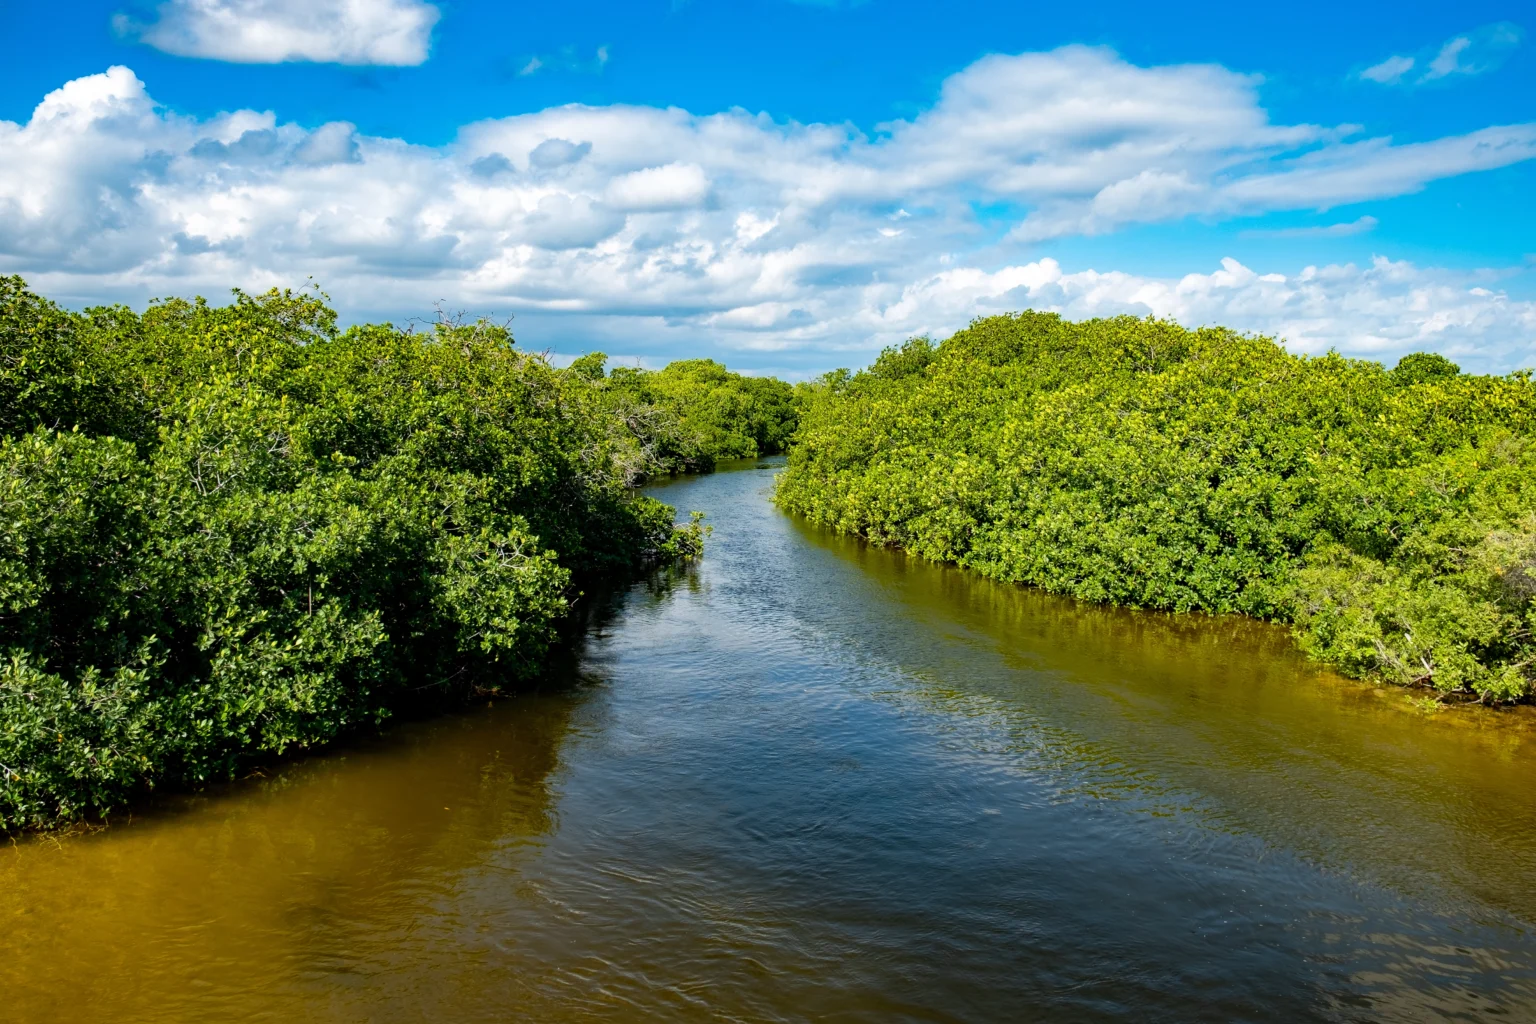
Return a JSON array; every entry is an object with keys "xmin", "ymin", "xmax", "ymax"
[{"xmin": 5, "ymin": 460, "xmax": 1536, "ymax": 1022}]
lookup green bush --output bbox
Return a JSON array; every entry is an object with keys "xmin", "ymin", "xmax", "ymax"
[
  {"xmin": 777, "ymin": 311, "xmax": 1536, "ymax": 704},
  {"xmin": 574, "ymin": 354, "xmax": 798, "ymax": 474},
  {"xmin": 0, "ymin": 277, "xmax": 706, "ymax": 830}
]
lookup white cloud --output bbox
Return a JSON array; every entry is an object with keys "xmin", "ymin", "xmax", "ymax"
[
  {"xmin": 1359, "ymin": 23, "xmax": 1523, "ymax": 87},
  {"xmin": 513, "ymin": 44, "xmax": 610, "ymax": 78},
  {"xmin": 1218, "ymin": 125, "xmax": 1536, "ymax": 211},
  {"xmin": 292, "ymin": 121, "xmax": 361, "ymax": 164},
  {"xmin": 521, "ymin": 194, "xmax": 625, "ymax": 250},
  {"xmin": 1241, "ymin": 215, "xmax": 1377, "ymax": 239},
  {"xmin": 1424, "ymin": 37, "xmax": 1476, "ymax": 81},
  {"xmin": 2, "ymin": 55, "xmax": 1535, "ymax": 371},
  {"xmin": 605, "ymin": 163, "xmax": 711, "ymax": 211},
  {"xmin": 869, "ymin": 256, "xmax": 1536, "ymax": 373},
  {"xmin": 528, "ymin": 138, "xmax": 591, "ymax": 168},
  {"xmin": 1360, "ymin": 55, "xmax": 1415, "ymax": 85},
  {"xmin": 125, "ymin": 0, "xmax": 440, "ymax": 65}
]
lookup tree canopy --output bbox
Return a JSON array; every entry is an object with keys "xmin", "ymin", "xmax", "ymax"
[
  {"xmin": 0, "ymin": 278, "xmax": 749, "ymax": 830},
  {"xmin": 778, "ymin": 311, "xmax": 1536, "ymax": 704},
  {"xmin": 575, "ymin": 354, "xmax": 798, "ymax": 475}
]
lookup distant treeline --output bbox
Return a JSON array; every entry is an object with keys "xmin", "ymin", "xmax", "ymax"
[
  {"xmin": 568, "ymin": 351, "xmax": 798, "ymax": 476},
  {"xmin": 777, "ymin": 312, "xmax": 1536, "ymax": 705},
  {"xmin": 0, "ymin": 278, "xmax": 791, "ymax": 830}
]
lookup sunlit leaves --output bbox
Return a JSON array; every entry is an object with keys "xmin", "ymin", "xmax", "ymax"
[
  {"xmin": 779, "ymin": 311, "xmax": 1536, "ymax": 704},
  {"xmin": 0, "ymin": 279, "xmax": 707, "ymax": 830}
]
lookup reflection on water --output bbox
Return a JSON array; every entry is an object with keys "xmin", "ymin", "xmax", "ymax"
[
  {"xmin": 798, "ymin": 520, "xmax": 1536, "ymax": 921},
  {"xmin": 0, "ymin": 661, "xmax": 588, "ymax": 1021},
  {"xmin": 3, "ymin": 461, "xmax": 1536, "ymax": 1022}
]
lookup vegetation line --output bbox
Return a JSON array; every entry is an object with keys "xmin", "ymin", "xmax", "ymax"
[
  {"xmin": 0, "ymin": 277, "xmax": 794, "ymax": 831},
  {"xmin": 776, "ymin": 312, "xmax": 1536, "ymax": 707},
  {"xmin": 8, "ymin": 276, "xmax": 1532, "ymax": 829}
]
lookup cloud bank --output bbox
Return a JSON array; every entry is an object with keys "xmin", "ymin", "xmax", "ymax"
[
  {"xmin": 123, "ymin": 0, "xmax": 440, "ymax": 65},
  {"xmin": 881, "ymin": 257, "xmax": 1536, "ymax": 372},
  {"xmin": 2, "ymin": 49, "xmax": 1534, "ymax": 370}
]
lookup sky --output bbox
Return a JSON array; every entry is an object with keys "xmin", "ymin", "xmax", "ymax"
[{"xmin": 1, "ymin": 0, "xmax": 1533, "ymax": 376}]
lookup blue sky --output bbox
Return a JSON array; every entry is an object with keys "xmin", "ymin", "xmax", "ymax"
[{"xmin": 1, "ymin": 0, "xmax": 1533, "ymax": 374}]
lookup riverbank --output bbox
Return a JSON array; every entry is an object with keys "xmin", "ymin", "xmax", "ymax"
[
  {"xmin": 777, "ymin": 313, "xmax": 1536, "ymax": 705},
  {"xmin": 0, "ymin": 278, "xmax": 786, "ymax": 832}
]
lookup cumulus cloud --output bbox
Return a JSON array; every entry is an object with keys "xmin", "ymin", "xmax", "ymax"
[
  {"xmin": 3, "ymin": 53, "xmax": 1535, "ymax": 370},
  {"xmin": 123, "ymin": 0, "xmax": 440, "ymax": 65},
  {"xmin": 521, "ymin": 194, "xmax": 626, "ymax": 250},
  {"xmin": 1359, "ymin": 23, "xmax": 1523, "ymax": 87},
  {"xmin": 605, "ymin": 163, "xmax": 711, "ymax": 211},
  {"xmin": 528, "ymin": 138, "xmax": 592, "ymax": 168}
]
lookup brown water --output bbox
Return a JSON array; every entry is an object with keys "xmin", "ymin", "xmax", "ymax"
[{"xmin": 5, "ymin": 460, "xmax": 1536, "ymax": 1022}]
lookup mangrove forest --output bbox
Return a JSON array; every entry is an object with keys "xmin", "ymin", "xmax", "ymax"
[
  {"xmin": 778, "ymin": 312, "xmax": 1536, "ymax": 706},
  {"xmin": 5, "ymin": 278, "xmax": 1536, "ymax": 836},
  {"xmin": 0, "ymin": 276, "xmax": 794, "ymax": 830}
]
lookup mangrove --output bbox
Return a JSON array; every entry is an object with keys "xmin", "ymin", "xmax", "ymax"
[
  {"xmin": 777, "ymin": 312, "xmax": 1536, "ymax": 705},
  {"xmin": 0, "ymin": 277, "xmax": 790, "ymax": 830}
]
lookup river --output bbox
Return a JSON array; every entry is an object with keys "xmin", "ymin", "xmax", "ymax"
[{"xmin": 4, "ymin": 459, "xmax": 1536, "ymax": 1022}]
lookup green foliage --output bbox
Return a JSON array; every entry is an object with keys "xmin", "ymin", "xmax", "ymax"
[
  {"xmin": 868, "ymin": 336, "xmax": 937, "ymax": 381},
  {"xmin": 0, "ymin": 276, "xmax": 127, "ymax": 440},
  {"xmin": 1391, "ymin": 351, "xmax": 1461, "ymax": 386},
  {"xmin": 573, "ymin": 354, "xmax": 798, "ymax": 474},
  {"xmin": 0, "ymin": 279, "xmax": 706, "ymax": 830},
  {"xmin": 778, "ymin": 312, "xmax": 1536, "ymax": 704}
]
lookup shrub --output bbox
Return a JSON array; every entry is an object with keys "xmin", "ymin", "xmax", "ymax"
[
  {"xmin": 778, "ymin": 311, "xmax": 1536, "ymax": 704},
  {"xmin": 576, "ymin": 354, "xmax": 798, "ymax": 474},
  {"xmin": 0, "ymin": 280, "xmax": 707, "ymax": 829}
]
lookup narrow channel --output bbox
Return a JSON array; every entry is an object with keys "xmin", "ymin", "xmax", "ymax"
[{"xmin": 4, "ymin": 460, "xmax": 1536, "ymax": 1022}]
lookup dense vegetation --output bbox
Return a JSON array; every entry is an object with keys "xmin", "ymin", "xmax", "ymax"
[
  {"xmin": 569, "ymin": 352, "xmax": 798, "ymax": 475},
  {"xmin": 778, "ymin": 313, "xmax": 1536, "ymax": 705},
  {"xmin": 0, "ymin": 278, "xmax": 783, "ymax": 831}
]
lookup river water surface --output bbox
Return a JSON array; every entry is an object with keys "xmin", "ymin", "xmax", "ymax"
[{"xmin": 6, "ymin": 461, "xmax": 1536, "ymax": 1022}]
